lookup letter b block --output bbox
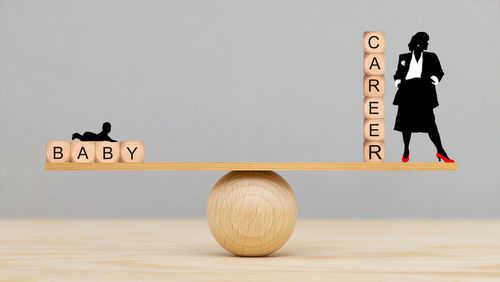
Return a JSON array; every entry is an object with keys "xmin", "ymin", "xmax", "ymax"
[
  {"xmin": 70, "ymin": 141, "xmax": 96, "ymax": 163},
  {"xmin": 120, "ymin": 141, "xmax": 145, "ymax": 163},
  {"xmin": 363, "ymin": 141, "xmax": 385, "ymax": 162},
  {"xmin": 46, "ymin": 141, "xmax": 70, "ymax": 163},
  {"xmin": 96, "ymin": 142, "xmax": 120, "ymax": 163}
]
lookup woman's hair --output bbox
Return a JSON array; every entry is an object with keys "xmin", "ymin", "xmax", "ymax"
[{"xmin": 408, "ymin": 32, "xmax": 429, "ymax": 51}]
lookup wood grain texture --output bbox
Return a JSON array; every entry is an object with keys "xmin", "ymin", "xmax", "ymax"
[
  {"xmin": 207, "ymin": 171, "xmax": 297, "ymax": 256},
  {"xmin": 44, "ymin": 162, "xmax": 457, "ymax": 171},
  {"xmin": 1, "ymin": 219, "xmax": 499, "ymax": 281}
]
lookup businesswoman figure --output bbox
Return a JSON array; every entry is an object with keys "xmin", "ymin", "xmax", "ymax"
[{"xmin": 393, "ymin": 32, "xmax": 454, "ymax": 163}]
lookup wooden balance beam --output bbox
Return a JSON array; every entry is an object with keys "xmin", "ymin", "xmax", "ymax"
[{"xmin": 45, "ymin": 162, "xmax": 457, "ymax": 171}]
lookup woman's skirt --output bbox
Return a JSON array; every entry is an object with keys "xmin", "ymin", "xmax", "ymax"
[{"xmin": 394, "ymin": 78, "xmax": 438, "ymax": 133}]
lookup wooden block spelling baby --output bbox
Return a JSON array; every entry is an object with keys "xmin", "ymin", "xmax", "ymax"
[
  {"xmin": 46, "ymin": 122, "xmax": 144, "ymax": 163},
  {"xmin": 46, "ymin": 141, "xmax": 144, "ymax": 163}
]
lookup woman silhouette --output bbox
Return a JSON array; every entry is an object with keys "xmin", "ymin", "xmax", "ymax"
[{"xmin": 393, "ymin": 32, "xmax": 454, "ymax": 163}]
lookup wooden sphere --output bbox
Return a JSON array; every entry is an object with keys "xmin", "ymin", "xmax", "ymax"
[{"xmin": 207, "ymin": 171, "xmax": 297, "ymax": 257}]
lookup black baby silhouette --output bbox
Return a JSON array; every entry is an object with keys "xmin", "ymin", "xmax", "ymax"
[{"xmin": 72, "ymin": 122, "xmax": 117, "ymax": 142}]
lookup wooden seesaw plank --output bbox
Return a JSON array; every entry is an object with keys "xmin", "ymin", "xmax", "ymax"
[{"xmin": 45, "ymin": 162, "xmax": 457, "ymax": 171}]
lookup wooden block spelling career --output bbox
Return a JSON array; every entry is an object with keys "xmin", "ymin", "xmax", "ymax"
[
  {"xmin": 363, "ymin": 141, "xmax": 385, "ymax": 162},
  {"xmin": 363, "ymin": 118, "xmax": 385, "ymax": 141},
  {"xmin": 95, "ymin": 142, "xmax": 120, "ymax": 163},
  {"xmin": 363, "ymin": 97, "xmax": 385, "ymax": 119},
  {"xmin": 363, "ymin": 31, "xmax": 385, "ymax": 162},
  {"xmin": 119, "ymin": 141, "xmax": 145, "ymax": 163},
  {"xmin": 363, "ymin": 75, "xmax": 385, "ymax": 97},
  {"xmin": 46, "ymin": 141, "xmax": 71, "ymax": 163},
  {"xmin": 70, "ymin": 141, "xmax": 96, "ymax": 163}
]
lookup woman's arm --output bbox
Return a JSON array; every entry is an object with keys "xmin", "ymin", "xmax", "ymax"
[{"xmin": 393, "ymin": 54, "xmax": 406, "ymax": 87}]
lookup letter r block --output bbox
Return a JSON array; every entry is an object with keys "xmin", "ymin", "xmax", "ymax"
[
  {"xmin": 363, "ymin": 31, "xmax": 385, "ymax": 53},
  {"xmin": 70, "ymin": 141, "xmax": 96, "ymax": 163},
  {"xmin": 95, "ymin": 141, "xmax": 120, "ymax": 163},
  {"xmin": 120, "ymin": 141, "xmax": 145, "ymax": 163},
  {"xmin": 363, "ymin": 54, "xmax": 385, "ymax": 75},
  {"xmin": 363, "ymin": 75, "xmax": 385, "ymax": 97},
  {"xmin": 46, "ymin": 141, "xmax": 70, "ymax": 163},
  {"xmin": 363, "ymin": 141, "xmax": 385, "ymax": 162}
]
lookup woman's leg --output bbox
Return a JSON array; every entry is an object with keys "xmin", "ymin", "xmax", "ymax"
[
  {"xmin": 403, "ymin": 131, "xmax": 411, "ymax": 158},
  {"xmin": 428, "ymin": 126, "xmax": 448, "ymax": 158}
]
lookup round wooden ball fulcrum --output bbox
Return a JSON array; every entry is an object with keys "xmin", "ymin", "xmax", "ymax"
[{"xmin": 207, "ymin": 171, "xmax": 297, "ymax": 257}]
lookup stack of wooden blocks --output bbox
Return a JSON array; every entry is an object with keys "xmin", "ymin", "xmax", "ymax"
[
  {"xmin": 363, "ymin": 31, "xmax": 385, "ymax": 162},
  {"xmin": 46, "ymin": 141, "xmax": 145, "ymax": 163}
]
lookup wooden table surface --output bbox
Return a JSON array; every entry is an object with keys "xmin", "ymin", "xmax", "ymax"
[{"xmin": 1, "ymin": 219, "xmax": 499, "ymax": 281}]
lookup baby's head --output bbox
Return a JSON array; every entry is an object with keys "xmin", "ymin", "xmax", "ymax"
[{"xmin": 102, "ymin": 122, "xmax": 112, "ymax": 133}]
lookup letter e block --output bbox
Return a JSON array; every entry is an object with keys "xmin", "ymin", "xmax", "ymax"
[
  {"xmin": 363, "ymin": 31, "xmax": 385, "ymax": 53},
  {"xmin": 363, "ymin": 97, "xmax": 385, "ymax": 119},
  {"xmin": 96, "ymin": 142, "xmax": 120, "ymax": 163},
  {"xmin": 363, "ymin": 119, "xmax": 385, "ymax": 141},
  {"xmin": 363, "ymin": 54, "xmax": 385, "ymax": 75},
  {"xmin": 363, "ymin": 75, "xmax": 385, "ymax": 97},
  {"xmin": 46, "ymin": 141, "xmax": 70, "ymax": 163},
  {"xmin": 70, "ymin": 141, "xmax": 96, "ymax": 163},
  {"xmin": 363, "ymin": 141, "xmax": 385, "ymax": 162},
  {"xmin": 120, "ymin": 141, "xmax": 145, "ymax": 163}
]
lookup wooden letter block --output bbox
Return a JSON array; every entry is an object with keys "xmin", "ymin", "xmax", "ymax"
[
  {"xmin": 46, "ymin": 141, "xmax": 70, "ymax": 163},
  {"xmin": 363, "ymin": 54, "xmax": 385, "ymax": 75},
  {"xmin": 95, "ymin": 142, "xmax": 120, "ymax": 163},
  {"xmin": 70, "ymin": 141, "xmax": 95, "ymax": 163},
  {"xmin": 363, "ymin": 119, "xmax": 385, "ymax": 141},
  {"xmin": 119, "ymin": 141, "xmax": 145, "ymax": 163},
  {"xmin": 363, "ymin": 97, "xmax": 385, "ymax": 119},
  {"xmin": 363, "ymin": 141, "xmax": 385, "ymax": 162},
  {"xmin": 363, "ymin": 31, "xmax": 385, "ymax": 53},
  {"xmin": 363, "ymin": 75, "xmax": 385, "ymax": 97}
]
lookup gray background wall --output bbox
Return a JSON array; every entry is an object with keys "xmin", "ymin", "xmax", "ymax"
[{"xmin": 1, "ymin": 0, "xmax": 499, "ymax": 217}]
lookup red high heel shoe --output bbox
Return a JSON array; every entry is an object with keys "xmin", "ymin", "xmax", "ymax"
[
  {"xmin": 436, "ymin": 152, "xmax": 455, "ymax": 163},
  {"xmin": 402, "ymin": 153, "xmax": 409, "ymax": 163}
]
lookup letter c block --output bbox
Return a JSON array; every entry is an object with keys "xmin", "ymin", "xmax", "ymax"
[{"xmin": 363, "ymin": 31, "xmax": 385, "ymax": 53}]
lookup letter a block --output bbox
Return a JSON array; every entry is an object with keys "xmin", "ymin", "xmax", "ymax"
[
  {"xmin": 96, "ymin": 142, "xmax": 120, "ymax": 163},
  {"xmin": 363, "ymin": 31, "xmax": 385, "ymax": 53},
  {"xmin": 363, "ymin": 141, "xmax": 385, "ymax": 162},
  {"xmin": 46, "ymin": 141, "xmax": 70, "ymax": 163},
  {"xmin": 363, "ymin": 54, "xmax": 385, "ymax": 75},
  {"xmin": 119, "ymin": 141, "xmax": 145, "ymax": 163},
  {"xmin": 70, "ymin": 141, "xmax": 96, "ymax": 163}
]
